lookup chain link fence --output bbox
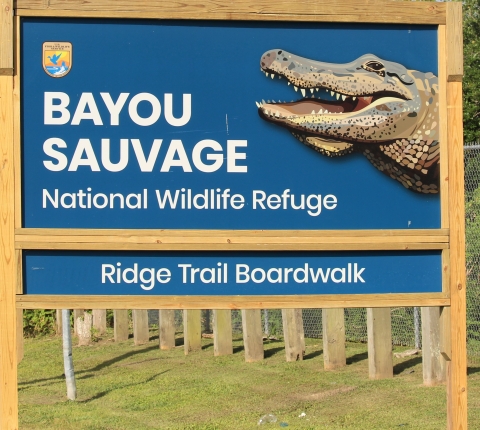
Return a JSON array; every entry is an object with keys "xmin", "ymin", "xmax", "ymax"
[{"xmin": 147, "ymin": 150, "xmax": 480, "ymax": 355}]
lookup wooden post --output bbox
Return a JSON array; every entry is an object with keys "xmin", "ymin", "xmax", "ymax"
[
  {"xmin": 92, "ymin": 309, "xmax": 107, "ymax": 335},
  {"xmin": 114, "ymin": 309, "xmax": 129, "ymax": 342},
  {"xmin": 322, "ymin": 308, "xmax": 346, "ymax": 370},
  {"xmin": 159, "ymin": 309, "xmax": 176, "ymax": 350},
  {"xmin": 56, "ymin": 309, "xmax": 63, "ymax": 335},
  {"xmin": 133, "ymin": 309, "xmax": 149, "ymax": 345},
  {"xmin": 213, "ymin": 309, "xmax": 233, "ymax": 356},
  {"xmin": 367, "ymin": 308, "xmax": 393, "ymax": 379},
  {"xmin": 73, "ymin": 309, "xmax": 84, "ymax": 335},
  {"xmin": 16, "ymin": 308, "xmax": 23, "ymax": 364},
  {"xmin": 0, "ymin": 51, "xmax": 18, "ymax": 428},
  {"xmin": 421, "ymin": 307, "xmax": 446, "ymax": 386},
  {"xmin": 282, "ymin": 309, "xmax": 305, "ymax": 362},
  {"xmin": 446, "ymin": 3, "xmax": 467, "ymax": 428},
  {"xmin": 241, "ymin": 309, "xmax": 263, "ymax": 362},
  {"xmin": 184, "ymin": 309, "xmax": 202, "ymax": 354}
]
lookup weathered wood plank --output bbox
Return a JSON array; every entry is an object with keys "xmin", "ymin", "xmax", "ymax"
[
  {"xmin": 322, "ymin": 308, "xmax": 346, "ymax": 370},
  {"xmin": 213, "ymin": 309, "xmax": 233, "ymax": 356},
  {"xmin": 421, "ymin": 306, "xmax": 446, "ymax": 386},
  {"xmin": 113, "ymin": 309, "xmax": 129, "ymax": 342},
  {"xmin": 16, "ymin": 293, "xmax": 450, "ymax": 310},
  {"xmin": 183, "ymin": 309, "xmax": 201, "ymax": 354},
  {"xmin": 92, "ymin": 309, "xmax": 107, "ymax": 335},
  {"xmin": 159, "ymin": 309, "xmax": 176, "ymax": 350},
  {"xmin": 15, "ymin": 228, "xmax": 450, "ymax": 237},
  {"xmin": 55, "ymin": 309, "xmax": 62, "ymax": 335},
  {"xmin": 367, "ymin": 307, "xmax": 393, "ymax": 379},
  {"xmin": 15, "ymin": 0, "xmax": 447, "ymax": 24},
  {"xmin": 73, "ymin": 308, "xmax": 84, "ymax": 334},
  {"xmin": 14, "ymin": 241, "xmax": 449, "ymax": 251},
  {"xmin": 133, "ymin": 309, "xmax": 149, "ymax": 345},
  {"xmin": 282, "ymin": 309, "xmax": 305, "ymax": 362},
  {"xmin": 241, "ymin": 309, "xmax": 263, "ymax": 362}
]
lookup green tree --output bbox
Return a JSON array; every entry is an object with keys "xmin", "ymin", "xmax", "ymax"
[{"xmin": 464, "ymin": 0, "xmax": 480, "ymax": 144}]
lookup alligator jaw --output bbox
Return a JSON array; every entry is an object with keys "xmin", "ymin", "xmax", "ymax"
[{"xmin": 258, "ymin": 49, "xmax": 422, "ymax": 145}]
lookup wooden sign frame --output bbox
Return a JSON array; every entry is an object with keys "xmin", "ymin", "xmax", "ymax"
[{"xmin": 0, "ymin": 1, "xmax": 465, "ymax": 428}]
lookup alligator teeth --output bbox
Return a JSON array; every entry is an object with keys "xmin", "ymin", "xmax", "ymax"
[
  {"xmin": 265, "ymin": 73, "xmax": 269, "ymax": 78},
  {"xmin": 341, "ymin": 95, "xmax": 346, "ymax": 101},
  {"xmin": 315, "ymin": 88, "xmax": 319, "ymax": 92},
  {"xmin": 278, "ymin": 76, "xmax": 282, "ymax": 79},
  {"xmin": 311, "ymin": 110, "xmax": 315, "ymax": 114},
  {"xmin": 324, "ymin": 109, "xmax": 329, "ymax": 113},
  {"xmin": 318, "ymin": 109, "xmax": 323, "ymax": 114},
  {"xmin": 267, "ymin": 100, "xmax": 271, "ymax": 103},
  {"xmin": 271, "ymin": 74, "xmax": 275, "ymax": 79},
  {"xmin": 352, "ymin": 96, "xmax": 356, "ymax": 101},
  {"xmin": 336, "ymin": 93, "xmax": 340, "ymax": 100},
  {"xmin": 262, "ymin": 99, "xmax": 266, "ymax": 104},
  {"xmin": 294, "ymin": 86, "xmax": 298, "ymax": 92},
  {"xmin": 288, "ymin": 82, "xmax": 291, "ymax": 86},
  {"xmin": 330, "ymin": 91, "xmax": 335, "ymax": 96},
  {"xmin": 255, "ymin": 101, "xmax": 260, "ymax": 108},
  {"xmin": 272, "ymin": 100, "xmax": 276, "ymax": 103},
  {"xmin": 310, "ymin": 89, "xmax": 314, "ymax": 94},
  {"xmin": 275, "ymin": 111, "xmax": 279, "ymax": 117},
  {"xmin": 301, "ymin": 88, "xmax": 306, "ymax": 97}
]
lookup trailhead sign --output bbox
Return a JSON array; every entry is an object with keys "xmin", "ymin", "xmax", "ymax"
[
  {"xmin": 22, "ymin": 19, "xmax": 440, "ymax": 230},
  {"xmin": 0, "ymin": 1, "xmax": 466, "ymax": 428}
]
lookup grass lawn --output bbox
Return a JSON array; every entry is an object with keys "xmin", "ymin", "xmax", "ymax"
[{"xmin": 18, "ymin": 330, "xmax": 480, "ymax": 429}]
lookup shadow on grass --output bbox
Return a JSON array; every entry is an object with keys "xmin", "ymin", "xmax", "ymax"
[
  {"xmin": 202, "ymin": 342, "xmax": 214, "ymax": 350},
  {"xmin": 304, "ymin": 349, "xmax": 323, "ymax": 360},
  {"xmin": 19, "ymin": 344, "xmax": 160, "ymax": 388},
  {"xmin": 233, "ymin": 345, "xmax": 244, "ymax": 354},
  {"xmin": 77, "ymin": 369, "xmax": 171, "ymax": 403},
  {"xmin": 175, "ymin": 337, "xmax": 184, "ymax": 346},
  {"xmin": 264, "ymin": 346, "xmax": 285, "ymax": 358},
  {"xmin": 467, "ymin": 366, "xmax": 480, "ymax": 375},
  {"xmin": 346, "ymin": 351, "xmax": 368, "ymax": 365},
  {"xmin": 393, "ymin": 356, "xmax": 422, "ymax": 375}
]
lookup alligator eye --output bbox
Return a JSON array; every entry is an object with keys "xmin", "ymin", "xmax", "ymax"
[{"xmin": 362, "ymin": 60, "xmax": 386, "ymax": 77}]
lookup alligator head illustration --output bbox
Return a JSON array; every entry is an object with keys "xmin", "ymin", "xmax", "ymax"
[{"xmin": 258, "ymin": 49, "xmax": 440, "ymax": 194}]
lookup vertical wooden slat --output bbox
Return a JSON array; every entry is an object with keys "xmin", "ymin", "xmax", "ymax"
[
  {"xmin": 132, "ymin": 309, "xmax": 149, "ymax": 345},
  {"xmin": 55, "ymin": 309, "xmax": 62, "ymax": 335},
  {"xmin": 0, "ymin": 74, "xmax": 18, "ymax": 429},
  {"xmin": 445, "ymin": 3, "xmax": 466, "ymax": 428},
  {"xmin": 322, "ymin": 308, "xmax": 346, "ymax": 370},
  {"xmin": 367, "ymin": 307, "xmax": 393, "ymax": 379},
  {"xmin": 114, "ymin": 309, "xmax": 129, "ymax": 342},
  {"xmin": 241, "ymin": 309, "xmax": 263, "ymax": 362},
  {"xmin": 213, "ymin": 309, "xmax": 233, "ymax": 356},
  {"xmin": 92, "ymin": 309, "xmax": 107, "ymax": 335},
  {"xmin": 421, "ymin": 306, "xmax": 446, "ymax": 386},
  {"xmin": 282, "ymin": 309, "xmax": 305, "ymax": 362},
  {"xmin": 73, "ymin": 308, "xmax": 84, "ymax": 334},
  {"xmin": 159, "ymin": 309, "xmax": 176, "ymax": 350},
  {"xmin": 183, "ymin": 309, "xmax": 201, "ymax": 354}
]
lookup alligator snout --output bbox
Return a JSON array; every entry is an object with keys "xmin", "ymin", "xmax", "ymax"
[{"xmin": 260, "ymin": 49, "xmax": 281, "ymax": 69}]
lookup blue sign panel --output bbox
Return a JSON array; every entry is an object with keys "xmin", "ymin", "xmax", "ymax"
[
  {"xmin": 23, "ymin": 251, "xmax": 442, "ymax": 296},
  {"xmin": 22, "ymin": 19, "xmax": 440, "ymax": 229}
]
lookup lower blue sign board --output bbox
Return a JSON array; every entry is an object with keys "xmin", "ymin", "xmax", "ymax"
[{"xmin": 23, "ymin": 251, "xmax": 442, "ymax": 296}]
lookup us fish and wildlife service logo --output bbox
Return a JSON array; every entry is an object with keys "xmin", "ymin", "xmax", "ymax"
[{"xmin": 42, "ymin": 42, "xmax": 72, "ymax": 78}]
